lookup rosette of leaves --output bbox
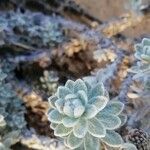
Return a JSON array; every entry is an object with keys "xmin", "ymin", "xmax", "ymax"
[
  {"xmin": 48, "ymin": 79, "xmax": 128, "ymax": 150},
  {"xmin": 129, "ymin": 38, "xmax": 150, "ymax": 99},
  {"xmin": 40, "ymin": 70, "xmax": 59, "ymax": 96},
  {"xmin": 131, "ymin": 38, "xmax": 150, "ymax": 80},
  {"xmin": 135, "ymin": 38, "xmax": 150, "ymax": 62}
]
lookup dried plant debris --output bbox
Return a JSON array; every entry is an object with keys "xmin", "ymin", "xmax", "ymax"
[{"xmin": 125, "ymin": 128, "xmax": 150, "ymax": 150}]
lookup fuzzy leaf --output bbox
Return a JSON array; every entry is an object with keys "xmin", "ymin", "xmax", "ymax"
[
  {"xmin": 54, "ymin": 124, "xmax": 72, "ymax": 137},
  {"xmin": 101, "ymin": 101, "xmax": 124, "ymax": 115},
  {"xmin": 62, "ymin": 117, "xmax": 78, "ymax": 127},
  {"xmin": 119, "ymin": 114, "xmax": 127, "ymax": 126},
  {"xmin": 89, "ymin": 83, "xmax": 105, "ymax": 98},
  {"xmin": 121, "ymin": 143, "xmax": 137, "ymax": 150},
  {"xmin": 65, "ymin": 94, "xmax": 77, "ymax": 100},
  {"xmin": 57, "ymin": 86, "xmax": 71, "ymax": 98},
  {"xmin": 73, "ymin": 118, "xmax": 88, "ymax": 138},
  {"xmin": 48, "ymin": 109, "xmax": 64, "ymax": 123},
  {"xmin": 88, "ymin": 118, "xmax": 106, "ymax": 138},
  {"xmin": 63, "ymin": 103, "xmax": 74, "ymax": 117},
  {"xmin": 77, "ymin": 90, "xmax": 88, "ymax": 105},
  {"xmin": 84, "ymin": 104, "xmax": 98, "ymax": 119},
  {"xmin": 84, "ymin": 133, "xmax": 100, "ymax": 150},
  {"xmin": 101, "ymin": 130, "xmax": 123, "ymax": 147},
  {"xmin": 96, "ymin": 113, "xmax": 121, "ymax": 129},
  {"xmin": 74, "ymin": 105, "xmax": 85, "ymax": 118},
  {"xmin": 84, "ymin": 81, "xmax": 92, "ymax": 92},
  {"xmin": 142, "ymin": 38, "xmax": 150, "ymax": 46},
  {"xmin": 55, "ymin": 99, "xmax": 64, "ymax": 113},
  {"xmin": 67, "ymin": 132, "xmax": 83, "ymax": 149},
  {"xmin": 74, "ymin": 79, "xmax": 87, "ymax": 94},
  {"xmin": 50, "ymin": 123, "xmax": 58, "ymax": 130},
  {"xmin": 65, "ymin": 80, "xmax": 75, "ymax": 92},
  {"xmin": 48, "ymin": 95, "xmax": 57, "ymax": 108},
  {"xmin": 89, "ymin": 96, "xmax": 108, "ymax": 112}
]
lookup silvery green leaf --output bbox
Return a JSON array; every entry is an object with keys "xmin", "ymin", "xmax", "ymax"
[
  {"xmin": 101, "ymin": 130, "xmax": 123, "ymax": 147},
  {"xmin": 48, "ymin": 109, "xmax": 64, "ymax": 123},
  {"xmin": 74, "ymin": 105, "xmax": 85, "ymax": 118},
  {"xmin": 101, "ymin": 101, "xmax": 124, "ymax": 115},
  {"xmin": 77, "ymin": 90, "xmax": 88, "ymax": 105},
  {"xmin": 0, "ymin": 143, "xmax": 10, "ymax": 150},
  {"xmin": 88, "ymin": 118, "xmax": 106, "ymax": 138},
  {"xmin": 57, "ymin": 86, "xmax": 71, "ymax": 98},
  {"xmin": 54, "ymin": 124, "xmax": 72, "ymax": 137},
  {"xmin": 62, "ymin": 117, "xmax": 78, "ymax": 127},
  {"xmin": 48, "ymin": 95, "xmax": 58, "ymax": 108},
  {"xmin": 121, "ymin": 143, "xmax": 137, "ymax": 150},
  {"xmin": 66, "ymin": 132, "xmax": 83, "ymax": 149},
  {"xmin": 84, "ymin": 133, "xmax": 100, "ymax": 150},
  {"xmin": 63, "ymin": 103, "xmax": 74, "ymax": 117},
  {"xmin": 141, "ymin": 54, "xmax": 150, "ymax": 62},
  {"xmin": 74, "ymin": 144, "xmax": 84, "ymax": 150},
  {"xmin": 50, "ymin": 123, "xmax": 58, "ymax": 130},
  {"xmin": 73, "ymin": 118, "xmax": 88, "ymax": 138},
  {"xmin": 89, "ymin": 83, "xmax": 104, "ymax": 98},
  {"xmin": 65, "ymin": 80, "xmax": 75, "ymax": 92},
  {"xmin": 84, "ymin": 104, "xmax": 98, "ymax": 119},
  {"xmin": 55, "ymin": 98, "xmax": 64, "ymax": 113},
  {"xmin": 119, "ymin": 114, "xmax": 127, "ymax": 126},
  {"xmin": 84, "ymin": 81, "xmax": 92, "ymax": 92},
  {"xmin": 89, "ymin": 96, "xmax": 108, "ymax": 112},
  {"xmin": 142, "ymin": 38, "xmax": 150, "ymax": 46},
  {"xmin": 74, "ymin": 79, "xmax": 87, "ymax": 94},
  {"xmin": 96, "ymin": 113, "xmax": 121, "ymax": 130},
  {"xmin": 65, "ymin": 94, "xmax": 77, "ymax": 100}
]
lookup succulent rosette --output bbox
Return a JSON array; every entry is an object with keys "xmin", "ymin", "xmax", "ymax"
[
  {"xmin": 134, "ymin": 38, "xmax": 150, "ymax": 62},
  {"xmin": 130, "ymin": 38, "xmax": 150, "ymax": 80},
  {"xmin": 48, "ymin": 79, "xmax": 126, "ymax": 150}
]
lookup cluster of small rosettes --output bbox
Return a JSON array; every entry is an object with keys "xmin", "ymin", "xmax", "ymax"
[
  {"xmin": 126, "ymin": 129, "xmax": 150, "ymax": 150},
  {"xmin": 47, "ymin": 79, "xmax": 131, "ymax": 150},
  {"xmin": 0, "ymin": 69, "xmax": 26, "ymax": 149},
  {"xmin": 0, "ymin": 11, "xmax": 64, "ymax": 47}
]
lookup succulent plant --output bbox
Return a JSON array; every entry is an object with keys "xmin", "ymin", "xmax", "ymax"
[
  {"xmin": 134, "ymin": 38, "xmax": 150, "ymax": 63},
  {"xmin": 130, "ymin": 38, "xmax": 150, "ymax": 89},
  {"xmin": 40, "ymin": 70, "xmax": 59, "ymax": 96},
  {"xmin": 0, "ymin": 11, "xmax": 64, "ymax": 48},
  {"xmin": 48, "ymin": 79, "xmax": 129, "ymax": 150},
  {"xmin": 131, "ymin": 38, "xmax": 150, "ymax": 76},
  {"xmin": 0, "ymin": 68, "xmax": 26, "ymax": 149}
]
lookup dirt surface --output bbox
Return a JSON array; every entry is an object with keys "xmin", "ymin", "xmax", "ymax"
[{"xmin": 76, "ymin": 0, "xmax": 150, "ymax": 38}]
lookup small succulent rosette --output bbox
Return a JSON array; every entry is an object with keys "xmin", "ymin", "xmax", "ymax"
[
  {"xmin": 130, "ymin": 38, "xmax": 150, "ymax": 80},
  {"xmin": 47, "ymin": 79, "xmax": 127, "ymax": 150},
  {"xmin": 134, "ymin": 38, "xmax": 150, "ymax": 63},
  {"xmin": 0, "ymin": 114, "xmax": 6, "ymax": 127}
]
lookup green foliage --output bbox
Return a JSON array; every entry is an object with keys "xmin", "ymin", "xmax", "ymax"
[
  {"xmin": 0, "ymin": 11, "xmax": 64, "ymax": 47},
  {"xmin": 130, "ymin": 38, "xmax": 150, "ymax": 90},
  {"xmin": 0, "ymin": 69, "xmax": 26, "ymax": 149},
  {"xmin": 40, "ymin": 70, "xmax": 59, "ymax": 96},
  {"xmin": 48, "ymin": 79, "xmax": 131, "ymax": 150}
]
